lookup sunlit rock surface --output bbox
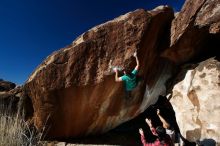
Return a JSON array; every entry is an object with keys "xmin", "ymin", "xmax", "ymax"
[
  {"xmin": 24, "ymin": 6, "xmax": 175, "ymax": 138},
  {"xmin": 170, "ymin": 58, "xmax": 220, "ymax": 144},
  {"xmin": 162, "ymin": 0, "xmax": 220, "ymax": 64}
]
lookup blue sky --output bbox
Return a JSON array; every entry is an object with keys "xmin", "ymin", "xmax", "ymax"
[{"xmin": 0, "ymin": 0, "xmax": 184, "ymax": 85}]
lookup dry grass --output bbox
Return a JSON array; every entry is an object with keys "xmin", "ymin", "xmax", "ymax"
[{"xmin": 0, "ymin": 102, "xmax": 45, "ymax": 146}]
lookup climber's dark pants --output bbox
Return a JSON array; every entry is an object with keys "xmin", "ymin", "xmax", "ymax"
[{"xmin": 125, "ymin": 90, "xmax": 132, "ymax": 99}]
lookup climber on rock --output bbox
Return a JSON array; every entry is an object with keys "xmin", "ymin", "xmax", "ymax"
[{"xmin": 114, "ymin": 51, "xmax": 139, "ymax": 99}]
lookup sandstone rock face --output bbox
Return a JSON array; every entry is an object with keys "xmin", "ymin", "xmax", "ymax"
[
  {"xmin": 170, "ymin": 58, "xmax": 220, "ymax": 144},
  {"xmin": 24, "ymin": 7, "xmax": 174, "ymax": 138},
  {"xmin": 162, "ymin": 0, "xmax": 220, "ymax": 64}
]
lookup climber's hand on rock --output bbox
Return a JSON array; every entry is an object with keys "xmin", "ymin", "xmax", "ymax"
[
  {"xmin": 113, "ymin": 67, "xmax": 118, "ymax": 72},
  {"xmin": 133, "ymin": 51, "xmax": 137, "ymax": 57}
]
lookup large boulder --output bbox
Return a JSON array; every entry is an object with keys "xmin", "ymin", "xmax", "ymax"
[
  {"xmin": 0, "ymin": 80, "xmax": 17, "ymax": 114},
  {"xmin": 162, "ymin": 0, "xmax": 220, "ymax": 64},
  {"xmin": 170, "ymin": 58, "xmax": 220, "ymax": 144},
  {"xmin": 0, "ymin": 80, "xmax": 16, "ymax": 92},
  {"xmin": 24, "ymin": 6, "xmax": 175, "ymax": 138},
  {"xmin": 0, "ymin": 85, "xmax": 22, "ymax": 115}
]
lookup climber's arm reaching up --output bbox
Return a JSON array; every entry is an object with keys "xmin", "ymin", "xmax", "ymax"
[
  {"xmin": 157, "ymin": 109, "xmax": 170, "ymax": 129},
  {"xmin": 133, "ymin": 52, "xmax": 139, "ymax": 71}
]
